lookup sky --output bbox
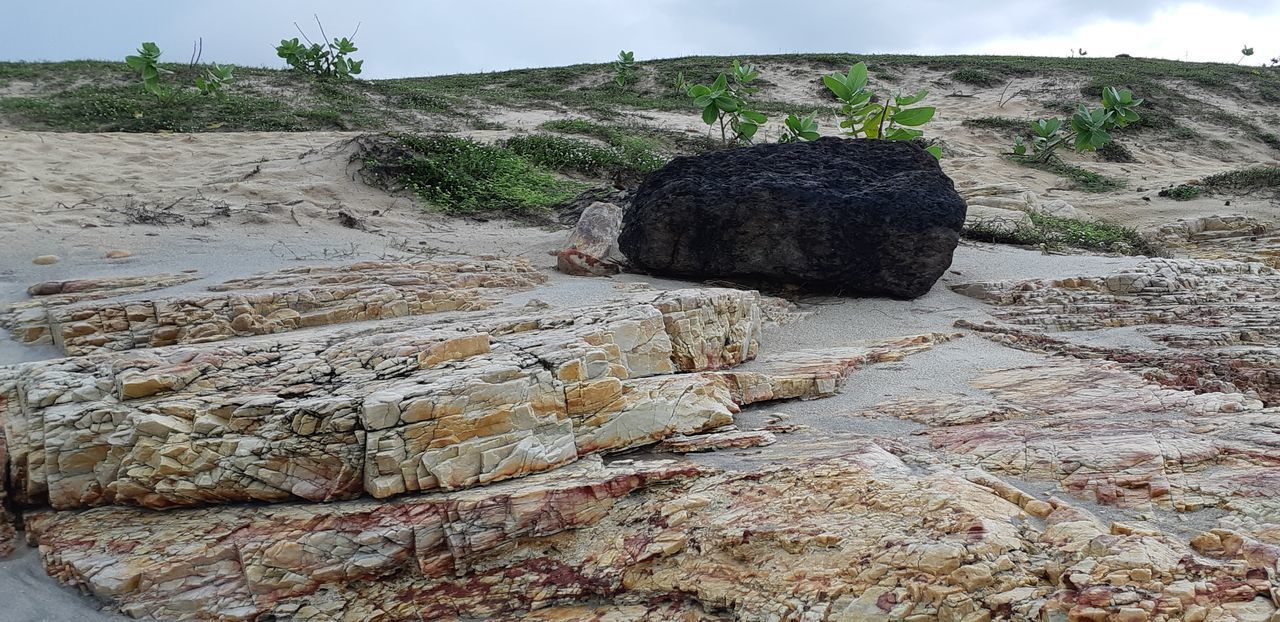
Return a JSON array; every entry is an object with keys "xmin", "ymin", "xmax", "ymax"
[{"xmin": 3, "ymin": 1, "xmax": 1279, "ymax": 78}]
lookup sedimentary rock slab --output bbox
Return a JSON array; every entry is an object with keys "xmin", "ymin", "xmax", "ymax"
[
  {"xmin": 954, "ymin": 257, "xmax": 1280, "ymax": 405},
  {"xmin": 17, "ymin": 259, "xmax": 546, "ymax": 356},
  {"xmin": 2, "ymin": 288, "xmax": 766, "ymax": 510},
  {"xmin": 654, "ymin": 429, "xmax": 776, "ymax": 453},
  {"xmin": 27, "ymin": 442, "xmax": 1278, "ymax": 621},
  {"xmin": 27, "ymin": 457, "xmax": 708, "ymax": 620},
  {"xmin": 1, "ymin": 272, "xmax": 200, "ymax": 347}
]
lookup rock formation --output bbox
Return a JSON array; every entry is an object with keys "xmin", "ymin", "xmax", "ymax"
[
  {"xmin": 618, "ymin": 138, "xmax": 967, "ymax": 299},
  {"xmin": 4, "ymin": 253, "xmax": 1280, "ymax": 620}
]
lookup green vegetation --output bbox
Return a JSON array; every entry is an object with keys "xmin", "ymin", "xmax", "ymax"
[
  {"xmin": 780, "ymin": 111, "xmax": 820, "ymax": 143},
  {"xmin": 355, "ymin": 133, "xmax": 585, "ymax": 218},
  {"xmin": 613, "ymin": 51, "xmax": 637, "ymax": 88},
  {"xmin": 539, "ymin": 117, "xmax": 718, "ymax": 156},
  {"xmin": 824, "ymin": 62, "xmax": 939, "ymax": 157},
  {"xmin": 950, "ymin": 68, "xmax": 1001, "ymax": 87},
  {"xmin": 1158, "ymin": 166, "xmax": 1279, "ymax": 201},
  {"xmin": 276, "ymin": 18, "xmax": 364, "ymax": 78},
  {"xmin": 685, "ymin": 60, "xmax": 768, "ymax": 144},
  {"xmin": 504, "ymin": 133, "xmax": 664, "ymax": 181},
  {"xmin": 1158, "ymin": 184, "xmax": 1203, "ymax": 200},
  {"xmin": 965, "ymin": 213, "xmax": 1157, "ymax": 256},
  {"xmin": 1202, "ymin": 166, "xmax": 1280, "ymax": 192},
  {"xmin": 125, "ymin": 42, "xmax": 235, "ymax": 102},
  {"xmin": 1008, "ymin": 155, "xmax": 1126, "ymax": 192},
  {"xmin": 4, "ymin": 54, "xmax": 1278, "ymax": 144},
  {"xmin": 963, "ymin": 116, "xmax": 1027, "ymax": 135},
  {"xmin": 1011, "ymin": 86, "xmax": 1143, "ymax": 160}
]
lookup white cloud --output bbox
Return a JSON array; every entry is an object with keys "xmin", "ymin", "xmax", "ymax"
[{"xmin": 974, "ymin": 3, "xmax": 1280, "ymax": 63}]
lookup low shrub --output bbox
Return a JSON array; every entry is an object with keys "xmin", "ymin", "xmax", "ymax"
[
  {"xmin": 355, "ymin": 133, "xmax": 585, "ymax": 217},
  {"xmin": 950, "ymin": 68, "xmax": 1001, "ymax": 87},
  {"xmin": 965, "ymin": 213, "xmax": 1157, "ymax": 255},
  {"xmin": 1008, "ymin": 155, "xmax": 1126, "ymax": 193},
  {"xmin": 1158, "ymin": 184, "xmax": 1203, "ymax": 200}
]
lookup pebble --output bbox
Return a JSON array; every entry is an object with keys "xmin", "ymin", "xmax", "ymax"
[
  {"xmin": 105, "ymin": 249, "xmax": 133, "ymax": 259},
  {"xmin": 32, "ymin": 255, "xmax": 60, "ymax": 265}
]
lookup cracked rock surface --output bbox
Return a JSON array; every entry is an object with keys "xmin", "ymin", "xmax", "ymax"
[{"xmin": 4, "ymin": 253, "xmax": 1280, "ymax": 621}]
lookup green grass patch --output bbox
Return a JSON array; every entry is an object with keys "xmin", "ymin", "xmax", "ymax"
[
  {"xmin": 962, "ymin": 116, "xmax": 1027, "ymax": 135},
  {"xmin": 1158, "ymin": 184, "xmax": 1204, "ymax": 200},
  {"xmin": 540, "ymin": 117, "xmax": 719, "ymax": 155},
  {"xmin": 965, "ymin": 213, "xmax": 1157, "ymax": 256},
  {"xmin": 950, "ymin": 68, "xmax": 1002, "ymax": 88},
  {"xmin": 355, "ymin": 133, "xmax": 586, "ymax": 218},
  {"xmin": 504, "ymin": 133, "xmax": 665, "ymax": 181},
  {"xmin": 1008, "ymin": 155, "xmax": 1126, "ymax": 193},
  {"xmin": 1202, "ymin": 166, "xmax": 1280, "ymax": 192},
  {"xmin": 1158, "ymin": 166, "xmax": 1280, "ymax": 201},
  {"xmin": 3, "ymin": 55, "xmax": 1278, "ymax": 137}
]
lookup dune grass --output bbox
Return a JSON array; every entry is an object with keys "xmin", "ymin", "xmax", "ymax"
[{"xmin": 3, "ymin": 55, "xmax": 1277, "ymax": 139}]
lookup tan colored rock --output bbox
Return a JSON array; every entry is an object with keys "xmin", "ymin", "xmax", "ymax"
[
  {"xmin": 655, "ymin": 429, "xmax": 776, "ymax": 453},
  {"xmin": 965, "ymin": 204, "xmax": 1034, "ymax": 234},
  {"xmin": 32, "ymin": 255, "xmax": 60, "ymax": 265},
  {"xmin": 556, "ymin": 201, "xmax": 625, "ymax": 276},
  {"xmin": 104, "ymin": 249, "xmax": 133, "ymax": 259},
  {"xmin": 24, "ymin": 259, "xmax": 546, "ymax": 356}
]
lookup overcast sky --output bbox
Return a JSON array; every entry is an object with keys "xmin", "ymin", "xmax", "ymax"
[{"xmin": 4, "ymin": 1, "xmax": 1278, "ymax": 78}]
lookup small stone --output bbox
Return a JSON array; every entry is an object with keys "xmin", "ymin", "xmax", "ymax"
[
  {"xmin": 32, "ymin": 255, "xmax": 60, "ymax": 265},
  {"xmin": 105, "ymin": 249, "xmax": 133, "ymax": 259}
]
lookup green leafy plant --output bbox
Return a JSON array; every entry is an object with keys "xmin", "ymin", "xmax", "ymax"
[
  {"xmin": 780, "ymin": 111, "xmax": 820, "ymax": 143},
  {"xmin": 277, "ymin": 18, "xmax": 364, "ymax": 79},
  {"xmin": 613, "ymin": 50, "xmax": 638, "ymax": 87},
  {"xmin": 1012, "ymin": 86, "xmax": 1143, "ymax": 161},
  {"xmin": 686, "ymin": 60, "xmax": 767, "ymax": 145},
  {"xmin": 1240, "ymin": 45, "xmax": 1254, "ymax": 64},
  {"xmin": 195, "ymin": 64, "xmax": 235, "ymax": 98},
  {"xmin": 824, "ymin": 62, "xmax": 940, "ymax": 158},
  {"xmin": 125, "ymin": 42, "xmax": 235, "ymax": 103},
  {"xmin": 125, "ymin": 42, "xmax": 169, "ymax": 99},
  {"xmin": 673, "ymin": 71, "xmax": 689, "ymax": 94}
]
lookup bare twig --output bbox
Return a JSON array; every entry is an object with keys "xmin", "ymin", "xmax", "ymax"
[{"xmin": 188, "ymin": 38, "xmax": 203, "ymax": 67}]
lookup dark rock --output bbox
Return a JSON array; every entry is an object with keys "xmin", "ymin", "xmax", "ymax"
[{"xmin": 617, "ymin": 138, "xmax": 967, "ymax": 299}]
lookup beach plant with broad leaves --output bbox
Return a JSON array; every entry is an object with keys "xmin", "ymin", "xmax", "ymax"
[
  {"xmin": 126, "ymin": 42, "xmax": 236, "ymax": 103},
  {"xmin": 824, "ymin": 62, "xmax": 941, "ymax": 158},
  {"xmin": 686, "ymin": 60, "xmax": 768, "ymax": 145},
  {"xmin": 613, "ymin": 50, "xmax": 638, "ymax": 87},
  {"xmin": 1012, "ymin": 86, "xmax": 1143, "ymax": 161},
  {"xmin": 125, "ymin": 42, "xmax": 170, "ymax": 99},
  {"xmin": 779, "ymin": 111, "xmax": 820, "ymax": 143},
  {"xmin": 277, "ymin": 18, "xmax": 364, "ymax": 79},
  {"xmin": 195, "ymin": 64, "xmax": 236, "ymax": 98}
]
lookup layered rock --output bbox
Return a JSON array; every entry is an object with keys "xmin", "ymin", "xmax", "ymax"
[
  {"xmin": 858, "ymin": 362, "xmax": 1280, "ymax": 513},
  {"xmin": 619, "ymin": 138, "xmax": 967, "ymax": 299},
  {"xmin": 16, "ymin": 259, "xmax": 546, "ymax": 357},
  {"xmin": 24, "ymin": 440, "xmax": 1278, "ymax": 621},
  {"xmin": 953, "ymin": 257, "xmax": 1280, "ymax": 405},
  {"xmin": 26, "ymin": 457, "xmax": 709, "ymax": 620},
  {"xmin": 1154, "ymin": 215, "xmax": 1280, "ymax": 269},
  {"xmin": 1, "ymin": 272, "xmax": 199, "ymax": 347},
  {"xmin": 2, "ymin": 287, "xmax": 765, "ymax": 511}
]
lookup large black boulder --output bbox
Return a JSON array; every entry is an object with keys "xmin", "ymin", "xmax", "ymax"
[{"xmin": 618, "ymin": 138, "xmax": 967, "ymax": 299}]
